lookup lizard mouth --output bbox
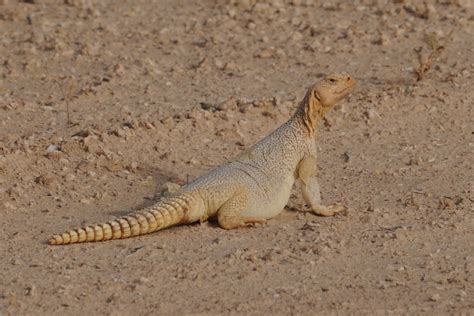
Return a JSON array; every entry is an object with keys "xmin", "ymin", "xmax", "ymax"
[
  {"xmin": 336, "ymin": 80, "xmax": 356, "ymax": 95},
  {"xmin": 336, "ymin": 86, "xmax": 353, "ymax": 95}
]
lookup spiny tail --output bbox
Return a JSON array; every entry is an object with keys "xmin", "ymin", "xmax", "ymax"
[{"xmin": 48, "ymin": 194, "xmax": 192, "ymax": 245}]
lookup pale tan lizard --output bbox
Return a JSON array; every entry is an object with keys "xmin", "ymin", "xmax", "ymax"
[{"xmin": 49, "ymin": 73, "xmax": 356, "ymax": 245}]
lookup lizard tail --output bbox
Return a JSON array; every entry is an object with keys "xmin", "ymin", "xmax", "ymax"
[{"xmin": 48, "ymin": 195, "xmax": 192, "ymax": 245}]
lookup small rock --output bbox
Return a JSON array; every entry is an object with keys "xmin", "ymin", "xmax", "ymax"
[
  {"xmin": 65, "ymin": 174, "xmax": 76, "ymax": 181},
  {"xmin": 113, "ymin": 63, "xmax": 125, "ymax": 76},
  {"xmin": 45, "ymin": 145, "xmax": 64, "ymax": 159},
  {"xmin": 127, "ymin": 161, "xmax": 138, "ymax": 172},
  {"xmin": 86, "ymin": 170, "xmax": 96, "ymax": 177},
  {"xmin": 430, "ymin": 293, "xmax": 440, "ymax": 301},
  {"xmin": 59, "ymin": 158, "xmax": 70, "ymax": 165},
  {"xmin": 224, "ymin": 61, "xmax": 239, "ymax": 73},
  {"xmin": 365, "ymin": 108, "xmax": 380, "ymax": 120},
  {"xmin": 256, "ymin": 48, "xmax": 275, "ymax": 58},
  {"xmin": 110, "ymin": 128, "xmax": 127, "ymax": 138},
  {"xmin": 25, "ymin": 285, "xmax": 36, "ymax": 296},
  {"xmin": 247, "ymin": 22, "xmax": 256, "ymax": 29},
  {"xmin": 188, "ymin": 158, "xmax": 199, "ymax": 165},
  {"xmin": 290, "ymin": 31, "xmax": 303, "ymax": 41},
  {"xmin": 80, "ymin": 197, "xmax": 93, "ymax": 204},
  {"xmin": 4, "ymin": 201, "xmax": 17, "ymax": 210},
  {"xmin": 227, "ymin": 9, "xmax": 236, "ymax": 18},
  {"xmin": 342, "ymin": 152, "xmax": 351, "ymax": 163},
  {"xmin": 162, "ymin": 182, "xmax": 181, "ymax": 195},
  {"xmin": 139, "ymin": 121, "xmax": 155, "ymax": 129},
  {"xmin": 11, "ymin": 258, "xmax": 22, "ymax": 265},
  {"xmin": 455, "ymin": 0, "xmax": 472, "ymax": 8},
  {"xmin": 7, "ymin": 185, "xmax": 24, "ymax": 198},
  {"xmin": 83, "ymin": 135, "xmax": 98, "ymax": 146},
  {"xmin": 105, "ymin": 162, "xmax": 123, "ymax": 172},
  {"xmin": 378, "ymin": 280, "xmax": 389, "ymax": 289},
  {"xmin": 136, "ymin": 277, "xmax": 150, "ymax": 285},
  {"xmin": 217, "ymin": 98, "xmax": 237, "ymax": 111},
  {"xmin": 214, "ymin": 59, "xmax": 225, "ymax": 70},
  {"xmin": 374, "ymin": 32, "xmax": 389, "ymax": 46},
  {"xmin": 438, "ymin": 197, "xmax": 455, "ymax": 210},
  {"xmin": 46, "ymin": 144, "xmax": 59, "ymax": 153},
  {"xmin": 34, "ymin": 175, "xmax": 57, "ymax": 187}
]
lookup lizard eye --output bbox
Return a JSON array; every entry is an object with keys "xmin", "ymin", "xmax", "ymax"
[{"xmin": 328, "ymin": 78, "xmax": 337, "ymax": 83}]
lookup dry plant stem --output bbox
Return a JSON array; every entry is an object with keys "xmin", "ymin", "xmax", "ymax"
[
  {"xmin": 415, "ymin": 45, "xmax": 445, "ymax": 81},
  {"xmin": 56, "ymin": 77, "xmax": 76, "ymax": 127},
  {"xmin": 414, "ymin": 29, "xmax": 455, "ymax": 82}
]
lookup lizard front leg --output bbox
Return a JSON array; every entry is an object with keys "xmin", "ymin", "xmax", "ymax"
[
  {"xmin": 297, "ymin": 155, "xmax": 346, "ymax": 216},
  {"xmin": 217, "ymin": 187, "xmax": 267, "ymax": 229}
]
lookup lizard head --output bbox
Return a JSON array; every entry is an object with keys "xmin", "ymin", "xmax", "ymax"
[
  {"xmin": 312, "ymin": 73, "xmax": 356, "ymax": 109},
  {"xmin": 298, "ymin": 73, "xmax": 356, "ymax": 136}
]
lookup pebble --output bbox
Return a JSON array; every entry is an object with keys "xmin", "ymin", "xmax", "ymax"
[
  {"xmin": 11, "ymin": 258, "xmax": 23, "ymax": 265},
  {"xmin": 136, "ymin": 277, "xmax": 150, "ymax": 285},
  {"xmin": 86, "ymin": 171, "xmax": 97, "ymax": 177},
  {"xmin": 162, "ymin": 182, "xmax": 181, "ymax": 195},
  {"xmin": 25, "ymin": 285, "xmax": 36, "ymax": 296},
  {"xmin": 127, "ymin": 161, "xmax": 138, "ymax": 172},
  {"xmin": 214, "ymin": 59, "xmax": 225, "ymax": 70},
  {"xmin": 342, "ymin": 152, "xmax": 351, "ymax": 163},
  {"xmin": 65, "ymin": 174, "xmax": 76, "ymax": 181},
  {"xmin": 46, "ymin": 144, "xmax": 59, "ymax": 153},
  {"xmin": 80, "ymin": 197, "xmax": 93, "ymax": 204},
  {"xmin": 34, "ymin": 175, "xmax": 57, "ymax": 187},
  {"xmin": 430, "ymin": 293, "xmax": 440, "ymax": 301},
  {"xmin": 139, "ymin": 121, "xmax": 155, "ymax": 129},
  {"xmin": 45, "ymin": 144, "xmax": 64, "ymax": 159},
  {"xmin": 365, "ymin": 108, "xmax": 380, "ymax": 120},
  {"xmin": 4, "ymin": 201, "xmax": 16, "ymax": 210},
  {"xmin": 438, "ymin": 197, "xmax": 455, "ymax": 210},
  {"xmin": 456, "ymin": 0, "xmax": 472, "ymax": 8},
  {"xmin": 113, "ymin": 63, "xmax": 125, "ymax": 76},
  {"xmin": 7, "ymin": 185, "xmax": 24, "ymax": 197},
  {"xmin": 374, "ymin": 32, "xmax": 389, "ymax": 46},
  {"xmin": 290, "ymin": 31, "xmax": 303, "ymax": 41},
  {"xmin": 256, "ymin": 48, "xmax": 275, "ymax": 58}
]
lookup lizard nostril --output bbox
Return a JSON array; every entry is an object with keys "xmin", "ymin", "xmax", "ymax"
[{"xmin": 346, "ymin": 76, "xmax": 351, "ymax": 81}]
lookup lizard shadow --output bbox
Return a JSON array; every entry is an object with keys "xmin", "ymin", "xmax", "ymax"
[
  {"xmin": 105, "ymin": 163, "xmax": 224, "ymax": 230},
  {"xmin": 106, "ymin": 163, "xmax": 185, "ymax": 218}
]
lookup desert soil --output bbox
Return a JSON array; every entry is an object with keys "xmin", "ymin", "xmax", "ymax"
[{"xmin": 0, "ymin": 0, "xmax": 473, "ymax": 315}]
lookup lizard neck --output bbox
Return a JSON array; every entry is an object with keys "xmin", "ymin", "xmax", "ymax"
[{"xmin": 289, "ymin": 95, "xmax": 326, "ymax": 139}]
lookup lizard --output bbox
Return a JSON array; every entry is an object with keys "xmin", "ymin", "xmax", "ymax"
[{"xmin": 48, "ymin": 73, "xmax": 356, "ymax": 245}]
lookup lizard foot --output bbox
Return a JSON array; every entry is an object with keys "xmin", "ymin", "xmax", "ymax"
[
  {"xmin": 311, "ymin": 203, "xmax": 347, "ymax": 217},
  {"xmin": 219, "ymin": 216, "xmax": 267, "ymax": 230},
  {"xmin": 244, "ymin": 217, "xmax": 267, "ymax": 227}
]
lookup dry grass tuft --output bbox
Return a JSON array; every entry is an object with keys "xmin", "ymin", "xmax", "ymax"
[{"xmin": 414, "ymin": 33, "xmax": 445, "ymax": 81}]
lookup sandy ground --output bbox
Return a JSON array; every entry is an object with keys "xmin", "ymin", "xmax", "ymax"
[{"xmin": 0, "ymin": 0, "xmax": 473, "ymax": 315}]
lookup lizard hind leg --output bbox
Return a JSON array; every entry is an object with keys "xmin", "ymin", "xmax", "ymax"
[{"xmin": 217, "ymin": 189, "xmax": 267, "ymax": 230}]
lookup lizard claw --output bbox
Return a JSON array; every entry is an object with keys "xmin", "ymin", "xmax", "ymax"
[
  {"xmin": 328, "ymin": 203, "xmax": 347, "ymax": 216},
  {"xmin": 310, "ymin": 203, "xmax": 347, "ymax": 217},
  {"xmin": 245, "ymin": 218, "xmax": 267, "ymax": 227}
]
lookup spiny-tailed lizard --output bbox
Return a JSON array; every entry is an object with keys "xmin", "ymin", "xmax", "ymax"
[{"xmin": 49, "ymin": 73, "xmax": 356, "ymax": 245}]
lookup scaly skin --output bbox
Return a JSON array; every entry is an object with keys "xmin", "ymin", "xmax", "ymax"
[{"xmin": 49, "ymin": 73, "xmax": 356, "ymax": 245}]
